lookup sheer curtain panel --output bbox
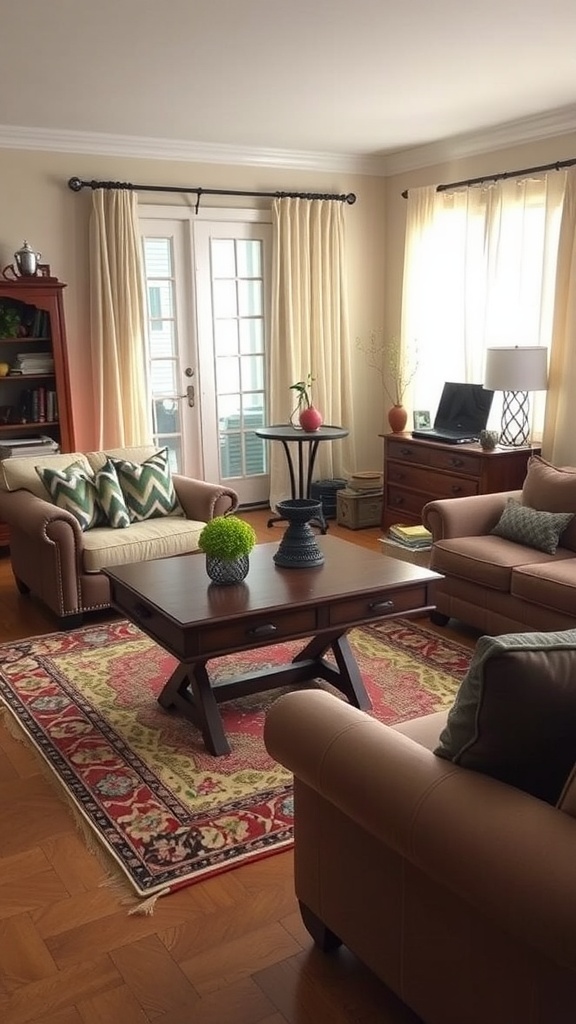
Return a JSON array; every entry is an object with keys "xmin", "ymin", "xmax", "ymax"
[
  {"xmin": 89, "ymin": 189, "xmax": 151, "ymax": 448},
  {"xmin": 402, "ymin": 175, "xmax": 566, "ymax": 443},
  {"xmin": 544, "ymin": 168, "xmax": 576, "ymax": 463},
  {"xmin": 269, "ymin": 197, "xmax": 355, "ymax": 506}
]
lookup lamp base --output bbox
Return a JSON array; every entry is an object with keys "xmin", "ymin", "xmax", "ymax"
[{"xmin": 499, "ymin": 390, "xmax": 530, "ymax": 447}]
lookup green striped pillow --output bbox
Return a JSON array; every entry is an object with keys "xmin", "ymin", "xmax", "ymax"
[
  {"xmin": 36, "ymin": 461, "xmax": 105, "ymax": 531},
  {"xmin": 94, "ymin": 459, "xmax": 130, "ymax": 529},
  {"xmin": 110, "ymin": 448, "xmax": 184, "ymax": 522}
]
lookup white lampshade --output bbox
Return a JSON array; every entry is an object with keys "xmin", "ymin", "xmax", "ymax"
[{"xmin": 484, "ymin": 346, "xmax": 548, "ymax": 392}]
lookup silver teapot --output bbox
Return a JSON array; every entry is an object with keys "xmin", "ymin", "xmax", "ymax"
[{"xmin": 14, "ymin": 240, "xmax": 41, "ymax": 277}]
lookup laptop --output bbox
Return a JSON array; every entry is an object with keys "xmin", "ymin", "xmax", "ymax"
[{"xmin": 411, "ymin": 382, "xmax": 494, "ymax": 444}]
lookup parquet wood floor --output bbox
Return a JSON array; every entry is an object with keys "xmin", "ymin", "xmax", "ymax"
[{"xmin": 0, "ymin": 512, "xmax": 477, "ymax": 1023}]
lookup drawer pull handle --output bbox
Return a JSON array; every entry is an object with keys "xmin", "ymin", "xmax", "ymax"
[
  {"xmin": 450, "ymin": 486, "xmax": 463, "ymax": 494},
  {"xmin": 248, "ymin": 624, "xmax": 278, "ymax": 637},
  {"xmin": 133, "ymin": 602, "xmax": 153, "ymax": 620},
  {"xmin": 399, "ymin": 448, "xmax": 413, "ymax": 457},
  {"xmin": 393, "ymin": 496, "xmax": 405, "ymax": 505},
  {"xmin": 449, "ymin": 458, "xmax": 464, "ymax": 467},
  {"xmin": 369, "ymin": 600, "xmax": 395, "ymax": 614}
]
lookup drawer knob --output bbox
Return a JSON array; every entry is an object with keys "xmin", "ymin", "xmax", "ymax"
[
  {"xmin": 369, "ymin": 600, "xmax": 395, "ymax": 614},
  {"xmin": 248, "ymin": 623, "xmax": 278, "ymax": 637},
  {"xmin": 393, "ymin": 496, "xmax": 405, "ymax": 505},
  {"xmin": 449, "ymin": 458, "xmax": 464, "ymax": 467},
  {"xmin": 450, "ymin": 486, "xmax": 463, "ymax": 494},
  {"xmin": 399, "ymin": 448, "xmax": 413, "ymax": 457}
]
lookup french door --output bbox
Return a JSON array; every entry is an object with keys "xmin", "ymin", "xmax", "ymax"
[{"xmin": 140, "ymin": 208, "xmax": 272, "ymax": 506}]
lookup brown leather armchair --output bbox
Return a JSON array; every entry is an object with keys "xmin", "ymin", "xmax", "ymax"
[
  {"xmin": 0, "ymin": 445, "xmax": 238, "ymax": 628},
  {"xmin": 264, "ymin": 682, "xmax": 576, "ymax": 1024}
]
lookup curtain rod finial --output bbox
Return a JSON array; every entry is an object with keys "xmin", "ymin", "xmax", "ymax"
[{"xmin": 68, "ymin": 177, "xmax": 82, "ymax": 192}]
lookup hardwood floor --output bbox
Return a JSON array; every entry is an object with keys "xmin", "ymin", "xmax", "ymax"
[{"xmin": 0, "ymin": 512, "xmax": 476, "ymax": 1024}]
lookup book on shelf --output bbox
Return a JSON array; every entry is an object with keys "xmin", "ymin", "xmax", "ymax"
[{"xmin": 0, "ymin": 435, "xmax": 60, "ymax": 460}]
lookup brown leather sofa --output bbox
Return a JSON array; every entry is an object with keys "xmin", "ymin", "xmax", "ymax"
[
  {"xmin": 0, "ymin": 445, "xmax": 238, "ymax": 627},
  {"xmin": 422, "ymin": 455, "xmax": 576, "ymax": 634},
  {"xmin": 264, "ymin": 667, "xmax": 576, "ymax": 1024}
]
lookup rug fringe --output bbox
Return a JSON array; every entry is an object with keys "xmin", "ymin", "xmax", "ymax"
[{"xmin": 124, "ymin": 887, "xmax": 172, "ymax": 916}]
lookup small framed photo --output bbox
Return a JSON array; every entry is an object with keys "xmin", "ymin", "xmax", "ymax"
[{"xmin": 413, "ymin": 410, "xmax": 431, "ymax": 429}]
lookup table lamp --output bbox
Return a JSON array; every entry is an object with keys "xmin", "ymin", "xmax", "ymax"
[{"xmin": 483, "ymin": 346, "xmax": 548, "ymax": 447}]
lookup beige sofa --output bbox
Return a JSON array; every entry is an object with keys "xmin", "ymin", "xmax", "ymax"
[
  {"xmin": 0, "ymin": 445, "xmax": 238, "ymax": 628},
  {"xmin": 264, "ymin": 629, "xmax": 576, "ymax": 1024},
  {"xmin": 422, "ymin": 455, "xmax": 576, "ymax": 634}
]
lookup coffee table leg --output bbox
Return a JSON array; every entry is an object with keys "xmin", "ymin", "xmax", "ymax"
[
  {"xmin": 294, "ymin": 632, "xmax": 371, "ymax": 711},
  {"xmin": 157, "ymin": 661, "xmax": 231, "ymax": 757},
  {"xmin": 189, "ymin": 662, "xmax": 231, "ymax": 757},
  {"xmin": 330, "ymin": 635, "xmax": 372, "ymax": 711}
]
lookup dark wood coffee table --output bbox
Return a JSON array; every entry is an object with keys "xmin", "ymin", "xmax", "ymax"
[{"xmin": 104, "ymin": 537, "xmax": 441, "ymax": 756}]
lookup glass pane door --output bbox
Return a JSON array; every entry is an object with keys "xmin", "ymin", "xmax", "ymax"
[{"xmin": 194, "ymin": 221, "xmax": 271, "ymax": 506}]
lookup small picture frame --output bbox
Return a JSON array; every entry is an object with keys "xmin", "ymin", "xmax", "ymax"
[{"xmin": 413, "ymin": 409, "xmax": 431, "ymax": 429}]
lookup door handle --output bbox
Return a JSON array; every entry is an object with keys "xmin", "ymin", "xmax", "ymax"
[{"xmin": 177, "ymin": 384, "xmax": 195, "ymax": 407}]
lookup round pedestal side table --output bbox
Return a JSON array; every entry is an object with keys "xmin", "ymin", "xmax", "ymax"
[{"xmin": 255, "ymin": 424, "xmax": 349, "ymax": 533}]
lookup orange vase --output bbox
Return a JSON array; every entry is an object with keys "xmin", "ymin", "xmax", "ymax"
[{"xmin": 388, "ymin": 404, "xmax": 408, "ymax": 433}]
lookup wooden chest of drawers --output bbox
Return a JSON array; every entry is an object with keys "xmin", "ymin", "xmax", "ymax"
[{"xmin": 381, "ymin": 433, "xmax": 541, "ymax": 530}]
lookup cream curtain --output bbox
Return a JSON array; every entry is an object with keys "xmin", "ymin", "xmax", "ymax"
[
  {"xmin": 402, "ymin": 176, "xmax": 566, "ymax": 442},
  {"xmin": 269, "ymin": 197, "xmax": 356, "ymax": 506},
  {"xmin": 89, "ymin": 189, "xmax": 151, "ymax": 448},
  {"xmin": 543, "ymin": 168, "xmax": 576, "ymax": 463}
]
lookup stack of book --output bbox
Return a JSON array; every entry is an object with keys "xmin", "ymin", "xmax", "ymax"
[
  {"xmin": 0, "ymin": 435, "xmax": 60, "ymax": 460},
  {"xmin": 12, "ymin": 352, "xmax": 55, "ymax": 375},
  {"xmin": 388, "ymin": 523, "xmax": 433, "ymax": 550}
]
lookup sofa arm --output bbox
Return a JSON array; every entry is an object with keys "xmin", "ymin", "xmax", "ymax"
[
  {"xmin": 264, "ymin": 689, "xmax": 576, "ymax": 970},
  {"xmin": 0, "ymin": 488, "xmax": 82, "ymax": 539},
  {"xmin": 173, "ymin": 476, "xmax": 239, "ymax": 521},
  {"xmin": 423, "ymin": 488, "xmax": 521, "ymax": 540}
]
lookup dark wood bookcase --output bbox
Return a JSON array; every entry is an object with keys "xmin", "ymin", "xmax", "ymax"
[{"xmin": 0, "ymin": 275, "xmax": 76, "ymax": 544}]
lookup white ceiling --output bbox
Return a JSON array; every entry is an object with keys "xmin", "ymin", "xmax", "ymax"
[{"xmin": 2, "ymin": 0, "xmax": 576, "ymax": 174}]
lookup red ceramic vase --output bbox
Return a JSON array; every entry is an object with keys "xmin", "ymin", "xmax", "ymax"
[
  {"xmin": 299, "ymin": 405, "xmax": 323, "ymax": 431},
  {"xmin": 387, "ymin": 404, "xmax": 408, "ymax": 433}
]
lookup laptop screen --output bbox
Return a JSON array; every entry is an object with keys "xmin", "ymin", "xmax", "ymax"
[{"xmin": 434, "ymin": 382, "xmax": 494, "ymax": 433}]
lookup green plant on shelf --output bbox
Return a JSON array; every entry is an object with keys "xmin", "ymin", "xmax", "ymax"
[
  {"xmin": 0, "ymin": 307, "xmax": 21, "ymax": 338},
  {"xmin": 198, "ymin": 516, "xmax": 257, "ymax": 560}
]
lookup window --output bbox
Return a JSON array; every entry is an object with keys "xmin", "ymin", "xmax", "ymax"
[{"xmin": 403, "ymin": 177, "xmax": 565, "ymax": 438}]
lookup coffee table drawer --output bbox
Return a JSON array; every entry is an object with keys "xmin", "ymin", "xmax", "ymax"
[
  {"xmin": 198, "ymin": 607, "xmax": 318, "ymax": 656},
  {"xmin": 329, "ymin": 584, "xmax": 430, "ymax": 627}
]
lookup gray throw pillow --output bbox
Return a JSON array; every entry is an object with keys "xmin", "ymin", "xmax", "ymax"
[
  {"xmin": 435, "ymin": 629, "xmax": 576, "ymax": 804},
  {"xmin": 490, "ymin": 497, "xmax": 573, "ymax": 554}
]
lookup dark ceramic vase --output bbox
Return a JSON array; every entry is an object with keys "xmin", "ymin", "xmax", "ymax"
[
  {"xmin": 273, "ymin": 499, "xmax": 325, "ymax": 568},
  {"xmin": 205, "ymin": 554, "xmax": 250, "ymax": 584}
]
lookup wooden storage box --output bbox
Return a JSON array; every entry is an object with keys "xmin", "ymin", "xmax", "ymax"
[{"xmin": 336, "ymin": 488, "xmax": 383, "ymax": 529}]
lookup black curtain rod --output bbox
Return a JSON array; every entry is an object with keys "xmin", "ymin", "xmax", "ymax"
[
  {"xmin": 401, "ymin": 156, "xmax": 576, "ymax": 199},
  {"xmin": 68, "ymin": 176, "xmax": 356, "ymax": 211}
]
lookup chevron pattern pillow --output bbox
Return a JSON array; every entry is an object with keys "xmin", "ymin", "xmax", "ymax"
[
  {"xmin": 110, "ymin": 448, "xmax": 184, "ymax": 522},
  {"xmin": 94, "ymin": 459, "xmax": 131, "ymax": 529},
  {"xmin": 36, "ymin": 461, "xmax": 105, "ymax": 531},
  {"xmin": 490, "ymin": 497, "xmax": 574, "ymax": 554}
]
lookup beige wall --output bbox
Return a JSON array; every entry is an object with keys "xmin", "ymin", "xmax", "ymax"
[{"xmin": 1, "ymin": 130, "xmax": 573, "ymax": 467}]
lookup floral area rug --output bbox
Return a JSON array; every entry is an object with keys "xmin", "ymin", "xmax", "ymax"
[{"xmin": 0, "ymin": 618, "xmax": 470, "ymax": 907}]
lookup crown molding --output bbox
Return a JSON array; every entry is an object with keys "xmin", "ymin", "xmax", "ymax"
[
  {"xmin": 0, "ymin": 124, "xmax": 388, "ymax": 177},
  {"xmin": 382, "ymin": 105, "xmax": 576, "ymax": 176},
  {"xmin": 2, "ymin": 105, "xmax": 576, "ymax": 180}
]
